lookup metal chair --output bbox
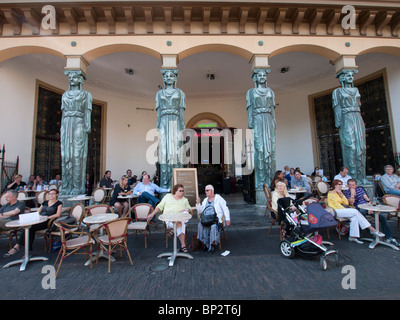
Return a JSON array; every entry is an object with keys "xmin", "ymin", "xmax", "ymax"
[
  {"xmin": 382, "ymin": 194, "xmax": 400, "ymax": 229},
  {"xmin": 94, "ymin": 217, "xmax": 133, "ymax": 273},
  {"xmin": 53, "ymin": 221, "xmax": 95, "ymax": 278},
  {"xmin": 126, "ymin": 203, "xmax": 154, "ymax": 249}
]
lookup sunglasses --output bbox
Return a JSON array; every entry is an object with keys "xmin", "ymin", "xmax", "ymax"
[{"xmin": 177, "ymin": 189, "xmax": 184, "ymax": 192}]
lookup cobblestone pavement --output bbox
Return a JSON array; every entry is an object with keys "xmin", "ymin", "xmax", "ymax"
[{"xmin": 1, "ymin": 193, "xmax": 400, "ymax": 307}]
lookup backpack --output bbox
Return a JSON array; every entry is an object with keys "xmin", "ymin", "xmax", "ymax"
[{"xmin": 200, "ymin": 205, "xmax": 218, "ymax": 227}]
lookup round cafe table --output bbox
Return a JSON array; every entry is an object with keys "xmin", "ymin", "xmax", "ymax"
[
  {"xmin": 3, "ymin": 216, "xmax": 48, "ymax": 271},
  {"xmin": 157, "ymin": 211, "xmax": 193, "ymax": 267},
  {"xmin": 83, "ymin": 213, "xmax": 119, "ymax": 265},
  {"xmin": 358, "ymin": 203, "xmax": 399, "ymax": 251}
]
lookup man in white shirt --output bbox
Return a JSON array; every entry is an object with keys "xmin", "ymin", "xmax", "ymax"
[
  {"xmin": 334, "ymin": 167, "xmax": 352, "ymax": 186},
  {"xmin": 380, "ymin": 165, "xmax": 400, "ymax": 196}
]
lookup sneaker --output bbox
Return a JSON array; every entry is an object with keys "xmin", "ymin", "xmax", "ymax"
[
  {"xmin": 349, "ymin": 237, "xmax": 364, "ymax": 244},
  {"xmin": 385, "ymin": 238, "xmax": 400, "ymax": 246}
]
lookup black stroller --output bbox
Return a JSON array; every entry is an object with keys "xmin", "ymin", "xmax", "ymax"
[{"xmin": 277, "ymin": 195, "xmax": 339, "ymax": 271}]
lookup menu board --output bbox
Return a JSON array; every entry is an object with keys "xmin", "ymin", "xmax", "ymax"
[{"xmin": 173, "ymin": 168, "xmax": 198, "ymax": 208}]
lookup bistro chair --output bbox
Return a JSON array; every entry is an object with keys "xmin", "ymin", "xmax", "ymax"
[
  {"xmin": 17, "ymin": 191, "xmax": 28, "ymax": 200},
  {"xmin": 0, "ymin": 227, "xmax": 20, "ymax": 250},
  {"xmin": 126, "ymin": 203, "xmax": 154, "ymax": 249},
  {"xmin": 84, "ymin": 204, "xmax": 114, "ymax": 232},
  {"xmin": 92, "ymin": 187, "xmax": 106, "ymax": 204},
  {"xmin": 196, "ymin": 210, "xmax": 228, "ymax": 250},
  {"xmin": 264, "ymin": 184, "xmax": 283, "ymax": 239},
  {"xmin": 382, "ymin": 194, "xmax": 400, "ymax": 229},
  {"xmin": 53, "ymin": 221, "xmax": 95, "ymax": 279},
  {"xmin": 313, "ymin": 175, "xmax": 322, "ymax": 183},
  {"xmin": 0, "ymin": 192, "xmax": 8, "ymax": 206},
  {"xmin": 377, "ymin": 180, "xmax": 386, "ymax": 197},
  {"xmin": 316, "ymin": 181, "xmax": 330, "ymax": 201},
  {"xmin": 48, "ymin": 184, "xmax": 59, "ymax": 191},
  {"xmin": 94, "ymin": 217, "xmax": 133, "ymax": 273},
  {"xmin": 43, "ymin": 203, "xmax": 86, "ymax": 253},
  {"xmin": 326, "ymin": 206, "xmax": 348, "ymax": 240},
  {"xmin": 29, "ymin": 190, "xmax": 48, "ymax": 211}
]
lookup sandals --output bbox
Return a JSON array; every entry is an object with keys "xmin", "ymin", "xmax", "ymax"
[
  {"xmin": 3, "ymin": 246, "xmax": 19, "ymax": 257},
  {"xmin": 179, "ymin": 246, "xmax": 188, "ymax": 253}
]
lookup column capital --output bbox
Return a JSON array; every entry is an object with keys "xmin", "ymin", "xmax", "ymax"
[
  {"xmin": 332, "ymin": 54, "xmax": 358, "ymax": 75},
  {"xmin": 250, "ymin": 54, "xmax": 270, "ymax": 70},
  {"xmin": 160, "ymin": 54, "xmax": 178, "ymax": 69},
  {"xmin": 64, "ymin": 55, "xmax": 89, "ymax": 76}
]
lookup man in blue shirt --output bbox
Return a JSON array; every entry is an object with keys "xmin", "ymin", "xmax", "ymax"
[
  {"xmin": 380, "ymin": 165, "xmax": 400, "ymax": 196},
  {"xmin": 344, "ymin": 179, "xmax": 399, "ymax": 246},
  {"xmin": 290, "ymin": 170, "xmax": 311, "ymax": 199},
  {"xmin": 133, "ymin": 174, "xmax": 170, "ymax": 208}
]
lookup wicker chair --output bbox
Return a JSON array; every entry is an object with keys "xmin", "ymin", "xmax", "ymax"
[
  {"xmin": 85, "ymin": 204, "xmax": 114, "ymax": 232},
  {"xmin": 264, "ymin": 184, "xmax": 283, "ymax": 239},
  {"xmin": 382, "ymin": 194, "xmax": 400, "ymax": 229},
  {"xmin": 126, "ymin": 203, "xmax": 154, "ymax": 249},
  {"xmin": 53, "ymin": 221, "xmax": 95, "ymax": 278},
  {"xmin": 316, "ymin": 181, "xmax": 330, "ymax": 202},
  {"xmin": 91, "ymin": 187, "xmax": 106, "ymax": 204},
  {"xmin": 94, "ymin": 217, "xmax": 133, "ymax": 273}
]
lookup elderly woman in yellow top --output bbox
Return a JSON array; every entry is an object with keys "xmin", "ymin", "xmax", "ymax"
[
  {"xmin": 148, "ymin": 184, "xmax": 191, "ymax": 253},
  {"xmin": 327, "ymin": 179, "xmax": 384, "ymax": 244}
]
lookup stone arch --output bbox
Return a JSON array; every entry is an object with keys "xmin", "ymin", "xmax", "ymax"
[
  {"xmin": 186, "ymin": 112, "xmax": 228, "ymax": 128},
  {"xmin": 83, "ymin": 44, "xmax": 161, "ymax": 63},
  {"xmin": 357, "ymin": 46, "xmax": 400, "ymax": 58},
  {"xmin": 179, "ymin": 43, "xmax": 253, "ymax": 62},
  {"xmin": 0, "ymin": 45, "xmax": 64, "ymax": 63},
  {"xmin": 270, "ymin": 44, "xmax": 341, "ymax": 62}
]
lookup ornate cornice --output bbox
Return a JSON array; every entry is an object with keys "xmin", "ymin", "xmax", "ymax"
[{"xmin": 0, "ymin": 1, "xmax": 399, "ymax": 37}]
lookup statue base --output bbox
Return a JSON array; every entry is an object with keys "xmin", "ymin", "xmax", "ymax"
[{"xmin": 255, "ymin": 188, "xmax": 267, "ymax": 206}]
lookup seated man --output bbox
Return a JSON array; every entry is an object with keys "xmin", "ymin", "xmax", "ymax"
[
  {"xmin": 291, "ymin": 170, "xmax": 311, "ymax": 198},
  {"xmin": 49, "ymin": 174, "xmax": 62, "ymax": 187},
  {"xmin": 344, "ymin": 179, "xmax": 399, "ymax": 246},
  {"xmin": 380, "ymin": 165, "xmax": 400, "ymax": 196},
  {"xmin": 133, "ymin": 174, "xmax": 170, "ymax": 208},
  {"xmin": 32, "ymin": 175, "xmax": 48, "ymax": 191},
  {"xmin": 100, "ymin": 170, "xmax": 113, "ymax": 188},
  {"xmin": 0, "ymin": 190, "xmax": 25, "ymax": 232},
  {"xmin": 334, "ymin": 167, "xmax": 352, "ymax": 186}
]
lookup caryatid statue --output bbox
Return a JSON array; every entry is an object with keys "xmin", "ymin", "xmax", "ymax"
[
  {"xmin": 60, "ymin": 70, "xmax": 92, "ymax": 195},
  {"xmin": 156, "ymin": 69, "xmax": 186, "ymax": 189},
  {"xmin": 246, "ymin": 68, "xmax": 276, "ymax": 190},
  {"xmin": 332, "ymin": 69, "xmax": 369, "ymax": 185}
]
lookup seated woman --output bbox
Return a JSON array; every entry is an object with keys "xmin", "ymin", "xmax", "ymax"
[
  {"xmin": 110, "ymin": 175, "xmax": 132, "ymax": 217},
  {"xmin": 271, "ymin": 180, "xmax": 292, "ymax": 213},
  {"xmin": 148, "ymin": 184, "xmax": 191, "ymax": 253},
  {"xmin": 327, "ymin": 179, "xmax": 384, "ymax": 244},
  {"xmin": 196, "ymin": 184, "xmax": 231, "ymax": 253},
  {"xmin": 5, "ymin": 189, "xmax": 62, "ymax": 256},
  {"xmin": 270, "ymin": 170, "xmax": 284, "ymax": 191}
]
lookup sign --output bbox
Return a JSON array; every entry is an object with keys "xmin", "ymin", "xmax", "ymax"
[
  {"xmin": 19, "ymin": 212, "xmax": 40, "ymax": 224},
  {"xmin": 173, "ymin": 168, "xmax": 199, "ymax": 208}
]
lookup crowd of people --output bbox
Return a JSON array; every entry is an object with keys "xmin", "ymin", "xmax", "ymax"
[
  {"xmin": 1, "ymin": 163, "xmax": 400, "ymax": 258},
  {"xmin": 270, "ymin": 164, "xmax": 400, "ymax": 247}
]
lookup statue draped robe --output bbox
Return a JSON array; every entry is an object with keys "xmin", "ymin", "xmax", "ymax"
[
  {"xmin": 246, "ymin": 87, "xmax": 276, "ymax": 189},
  {"xmin": 60, "ymin": 89, "xmax": 92, "ymax": 195},
  {"xmin": 156, "ymin": 88, "xmax": 186, "ymax": 189}
]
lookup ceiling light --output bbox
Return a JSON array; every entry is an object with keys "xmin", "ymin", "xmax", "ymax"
[
  {"xmin": 280, "ymin": 67, "xmax": 290, "ymax": 73},
  {"xmin": 207, "ymin": 74, "xmax": 215, "ymax": 80}
]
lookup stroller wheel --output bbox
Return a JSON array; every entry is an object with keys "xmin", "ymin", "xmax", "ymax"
[
  {"xmin": 280, "ymin": 240, "xmax": 295, "ymax": 259},
  {"xmin": 320, "ymin": 256, "xmax": 328, "ymax": 271}
]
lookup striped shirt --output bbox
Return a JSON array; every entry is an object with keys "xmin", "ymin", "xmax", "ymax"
[{"xmin": 343, "ymin": 187, "xmax": 366, "ymax": 209}]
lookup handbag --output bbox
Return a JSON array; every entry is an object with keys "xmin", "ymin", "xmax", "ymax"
[{"xmin": 200, "ymin": 205, "xmax": 218, "ymax": 227}]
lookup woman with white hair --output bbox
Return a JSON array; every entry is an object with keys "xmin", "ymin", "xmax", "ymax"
[{"xmin": 196, "ymin": 185, "xmax": 230, "ymax": 253}]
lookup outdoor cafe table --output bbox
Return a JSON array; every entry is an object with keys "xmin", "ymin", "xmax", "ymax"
[
  {"xmin": 82, "ymin": 213, "xmax": 119, "ymax": 265},
  {"xmin": 3, "ymin": 216, "xmax": 48, "ymax": 271},
  {"xmin": 67, "ymin": 195, "xmax": 93, "ymax": 206},
  {"xmin": 118, "ymin": 194, "xmax": 138, "ymax": 210},
  {"xmin": 358, "ymin": 203, "xmax": 399, "ymax": 251},
  {"xmin": 157, "ymin": 211, "xmax": 193, "ymax": 267}
]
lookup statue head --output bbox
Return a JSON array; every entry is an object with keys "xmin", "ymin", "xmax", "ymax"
[
  {"xmin": 64, "ymin": 70, "xmax": 87, "ymax": 90},
  {"xmin": 251, "ymin": 68, "xmax": 270, "ymax": 87},
  {"xmin": 161, "ymin": 68, "xmax": 178, "ymax": 88},
  {"xmin": 336, "ymin": 69, "xmax": 358, "ymax": 88}
]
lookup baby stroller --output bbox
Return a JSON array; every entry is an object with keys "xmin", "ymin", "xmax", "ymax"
[{"xmin": 277, "ymin": 195, "xmax": 339, "ymax": 271}]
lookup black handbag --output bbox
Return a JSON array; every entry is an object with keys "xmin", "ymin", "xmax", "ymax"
[{"xmin": 200, "ymin": 205, "xmax": 218, "ymax": 227}]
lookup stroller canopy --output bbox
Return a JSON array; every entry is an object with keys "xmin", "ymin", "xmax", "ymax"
[{"xmin": 304, "ymin": 202, "xmax": 337, "ymax": 232}]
